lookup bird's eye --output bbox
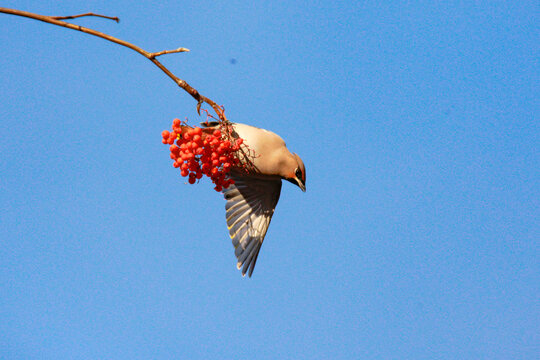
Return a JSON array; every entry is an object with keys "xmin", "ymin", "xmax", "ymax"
[{"xmin": 295, "ymin": 168, "xmax": 302, "ymax": 178}]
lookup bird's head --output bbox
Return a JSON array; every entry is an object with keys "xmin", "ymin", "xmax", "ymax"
[{"xmin": 284, "ymin": 153, "xmax": 306, "ymax": 192}]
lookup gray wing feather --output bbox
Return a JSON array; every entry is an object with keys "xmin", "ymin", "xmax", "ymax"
[{"xmin": 223, "ymin": 174, "xmax": 282, "ymax": 277}]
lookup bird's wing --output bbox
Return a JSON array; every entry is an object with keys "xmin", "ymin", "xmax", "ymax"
[{"xmin": 223, "ymin": 174, "xmax": 282, "ymax": 277}]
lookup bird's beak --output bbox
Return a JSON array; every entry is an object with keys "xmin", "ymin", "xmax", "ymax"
[
  {"xmin": 286, "ymin": 177, "xmax": 306, "ymax": 192},
  {"xmin": 297, "ymin": 177, "xmax": 306, "ymax": 192}
]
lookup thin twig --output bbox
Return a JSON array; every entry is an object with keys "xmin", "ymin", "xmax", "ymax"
[
  {"xmin": 149, "ymin": 47, "xmax": 190, "ymax": 58},
  {"xmin": 0, "ymin": 7, "xmax": 227, "ymax": 121},
  {"xmin": 52, "ymin": 13, "xmax": 119, "ymax": 23}
]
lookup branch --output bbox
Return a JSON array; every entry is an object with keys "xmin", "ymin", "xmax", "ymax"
[
  {"xmin": 51, "ymin": 12, "xmax": 119, "ymax": 23},
  {"xmin": 0, "ymin": 7, "xmax": 228, "ymax": 121},
  {"xmin": 149, "ymin": 47, "xmax": 190, "ymax": 58}
]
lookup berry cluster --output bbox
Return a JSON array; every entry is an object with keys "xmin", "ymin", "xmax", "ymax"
[{"xmin": 161, "ymin": 119, "xmax": 244, "ymax": 192}]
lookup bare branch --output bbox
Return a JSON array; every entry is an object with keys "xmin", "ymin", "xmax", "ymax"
[
  {"xmin": 149, "ymin": 47, "xmax": 190, "ymax": 59},
  {"xmin": 51, "ymin": 12, "xmax": 119, "ymax": 23},
  {"xmin": 0, "ymin": 7, "xmax": 227, "ymax": 121}
]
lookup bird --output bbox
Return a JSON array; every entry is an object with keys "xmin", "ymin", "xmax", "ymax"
[{"xmin": 200, "ymin": 121, "xmax": 306, "ymax": 277}]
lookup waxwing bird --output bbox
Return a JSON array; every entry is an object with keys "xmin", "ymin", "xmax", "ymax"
[{"xmin": 201, "ymin": 121, "xmax": 306, "ymax": 277}]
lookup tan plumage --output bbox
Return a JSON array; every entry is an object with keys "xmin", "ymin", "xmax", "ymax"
[{"xmin": 202, "ymin": 122, "xmax": 306, "ymax": 277}]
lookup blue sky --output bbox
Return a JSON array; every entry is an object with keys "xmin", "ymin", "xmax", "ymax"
[{"xmin": 1, "ymin": 1, "xmax": 538, "ymax": 359}]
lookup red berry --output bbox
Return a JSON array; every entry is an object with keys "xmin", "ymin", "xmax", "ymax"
[{"xmin": 163, "ymin": 118, "xmax": 246, "ymax": 190}]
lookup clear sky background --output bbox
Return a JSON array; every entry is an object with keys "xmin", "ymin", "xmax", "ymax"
[{"xmin": 1, "ymin": 1, "xmax": 538, "ymax": 359}]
